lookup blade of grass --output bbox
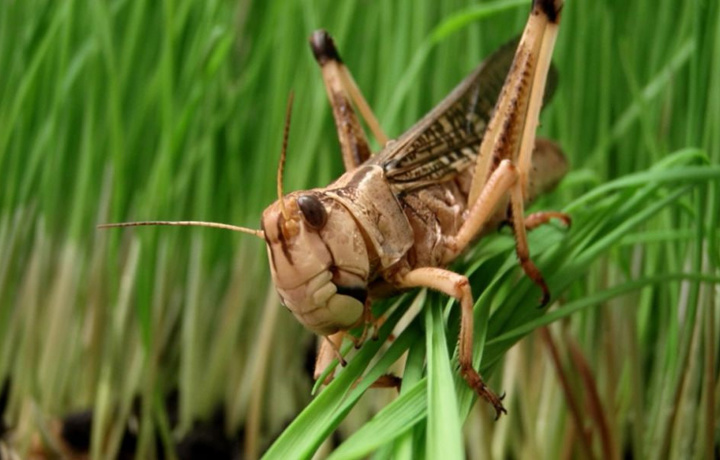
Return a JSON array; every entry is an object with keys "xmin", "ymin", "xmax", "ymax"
[{"xmin": 425, "ymin": 298, "xmax": 463, "ymax": 459}]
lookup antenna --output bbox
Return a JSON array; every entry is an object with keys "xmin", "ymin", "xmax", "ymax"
[
  {"xmin": 277, "ymin": 91, "xmax": 295, "ymax": 220},
  {"xmin": 98, "ymin": 221, "xmax": 265, "ymax": 239},
  {"xmin": 98, "ymin": 94, "xmax": 299, "ymax": 239}
]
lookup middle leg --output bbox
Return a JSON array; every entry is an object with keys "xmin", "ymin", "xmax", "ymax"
[{"xmin": 397, "ymin": 267, "xmax": 506, "ymax": 418}]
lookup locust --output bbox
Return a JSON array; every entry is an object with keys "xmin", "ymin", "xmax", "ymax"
[{"xmin": 101, "ymin": 0, "xmax": 568, "ymax": 418}]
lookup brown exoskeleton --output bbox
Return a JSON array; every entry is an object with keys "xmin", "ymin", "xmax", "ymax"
[{"xmin": 101, "ymin": 0, "xmax": 568, "ymax": 418}]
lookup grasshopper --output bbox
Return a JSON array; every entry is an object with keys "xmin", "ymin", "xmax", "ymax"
[{"xmin": 101, "ymin": 0, "xmax": 568, "ymax": 418}]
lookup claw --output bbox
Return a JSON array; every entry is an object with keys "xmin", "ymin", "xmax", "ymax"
[
  {"xmin": 493, "ymin": 392, "xmax": 509, "ymax": 419},
  {"xmin": 535, "ymin": 275, "xmax": 551, "ymax": 308},
  {"xmin": 490, "ymin": 396, "xmax": 508, "ymax": 420},
  {"xmin": 538, "ymin": 291, "xmax": 551, "ymax": 309},
  {"xmin": 476, "ymin": 380, "xmax": 507, "ymax": 420},
  {"xmin": 493, "ymin": 404, "xmax": 508, "ymax": 420}
]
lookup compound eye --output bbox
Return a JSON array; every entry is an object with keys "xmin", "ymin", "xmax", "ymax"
[{"xmin": 297, "ymin": 194, "xmax": 328, "ymax": 230}]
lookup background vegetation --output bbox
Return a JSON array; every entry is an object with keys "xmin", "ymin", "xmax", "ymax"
[{"xmin": 1, "ymin": 0, "xmax": 718, "ymax": 458}]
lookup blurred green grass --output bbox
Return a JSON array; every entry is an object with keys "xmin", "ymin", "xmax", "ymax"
[{"xmin": 0, "ymin": 0, "xmax": 718, "ymax": 458}]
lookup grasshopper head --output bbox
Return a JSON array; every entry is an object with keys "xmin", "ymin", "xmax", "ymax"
[{"xmin": 261, "ymin": 192, "xmax": 370, "ymax": 336}]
